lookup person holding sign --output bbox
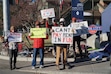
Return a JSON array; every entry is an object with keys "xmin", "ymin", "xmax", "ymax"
[
  {"xmin": 8, "ymin": 26, "xmax": 18, "ymax": 70},
  {"xmin": 69, "ymin": 17, "xmax": 83, "ymax": 61},
  {"xmin": 40, "ymin": 19, "xmax": 49, "ymax": 28},
  {"xmin": 29, "ymin": 20, "xmax": 48, "ymax": 69},
  {"xmin": 54, "ymin": 18, "xmax": 70, "ymax": 70},
  {"xmin": 51, "ymin": 18, "xmax": 59, "ymax": 57}
]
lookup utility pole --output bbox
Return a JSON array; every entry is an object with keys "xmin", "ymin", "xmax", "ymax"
[
  {"xmin": 92, "ymin": 0, "xmax": 94, "ymax": 24},
  {"xmin": 59, "ymin": 0, "xmax": 61, "ymax": 18},
  {"xmin": 3, "ymin": 0, "xmax": 10, "ymax": 40}
]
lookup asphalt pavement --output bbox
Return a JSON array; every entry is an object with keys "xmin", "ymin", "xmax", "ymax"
[
  {"xmin": 0, "ymin": 69, "xmax": 37, "ymax": 74},
  {"xmin": 0, "ymin": 55, "xmax": 111, "ymax": 74}
]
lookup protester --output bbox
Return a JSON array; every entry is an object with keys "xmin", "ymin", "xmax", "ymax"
[
  {"xmin": 51, "ymin": 18, "xmax": 59, "ymax": 57},
  {"xmin": 40, "ymin": 19, "xmax": 49, "ymax": 28},
  {"xmin": 8, "ymin": 26, "xmax": 18, "ymax": 70},
  {"xmin": 29, "ymin": 20, "xmax": 48, "ymax": 69},
  {"xmin": 53, "ymin": 18, "xmax": 70, "ymax": 70},
  {"xmin": 68, "ymin": 17, "xmax": 83, "ymax": 61}
]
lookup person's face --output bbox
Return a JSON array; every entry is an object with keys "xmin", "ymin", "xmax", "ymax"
[
  {"xmin": 52, "ymin": 21, "xmax": 55, "ymax": 24},
  {"xmin": 60, "ymin": 22, "xmax": 64, "ymax": 27},
  {"xmin": 60, "ymin": 24, "xmax": 63, "ymax": 27},
  {"xmin": 40, "ymin": 20, "xmax": 45, "ymax": 25},
  {"xmin": 36, "ymin": 25, "xmax": 40, "ymax": 28},
  {"xmin": 72, "ymin": 17, "xmax": 76, "ymax": 23},
  {"xmin": 72, "ymin": 20, "xmax": 76, "ymax": 23},
  {"xmin": 11, "ymin": 29, "xmax": 14, "ymax": 32}
]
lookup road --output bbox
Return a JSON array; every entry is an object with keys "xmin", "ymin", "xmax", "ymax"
[
  {"xmin": 0, "ymin": 59, "xmax": 42, "ymax": 74},
  {"xmin": 0, "ymin": 69, "xmax": 35, "ymax": 74},
  {"xmin": 0, "ymin": 56, "xmax": 111, "ymax": 74}
]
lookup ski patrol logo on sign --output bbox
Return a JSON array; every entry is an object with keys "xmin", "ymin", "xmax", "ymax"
[{"xmin": 88, "ymin": 25, "xmax": 97, "ymax": 34}]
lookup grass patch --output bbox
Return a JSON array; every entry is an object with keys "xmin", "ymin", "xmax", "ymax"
[{"xmin": 87, "ymin": 48, "xmax": 99, "ymax": 51}]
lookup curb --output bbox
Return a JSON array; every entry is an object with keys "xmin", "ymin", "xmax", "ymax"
[
  {"xmin": 0, "ymin": 55, "xmax": 109, "ymax": 74},
  {"xmin": 16, "ymin": 69, "xmax": 105, "ymax": 74}
]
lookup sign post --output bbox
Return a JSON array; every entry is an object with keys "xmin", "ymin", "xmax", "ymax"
[{"xmin": 3, "ymin": 0, "xmax": 10, "ymax": 40}]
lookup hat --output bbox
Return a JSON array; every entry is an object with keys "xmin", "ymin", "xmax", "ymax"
[{"xmin": 59, "ymin": 18, "xmax": 65, "ymax": 22}]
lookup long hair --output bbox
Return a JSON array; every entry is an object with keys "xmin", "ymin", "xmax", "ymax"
[{"xmin": 10, "ymin": 26, "xmax": 15, "ymax": 32}]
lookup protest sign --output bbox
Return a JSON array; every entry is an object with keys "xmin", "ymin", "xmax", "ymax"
[
  {"xmin": 30, "ymin": 28, "xmax": 46, "ymax": 38},
  {"xmin": 71, "ymin": 21, "xmax": 89, "ymax": 36},
  {"xmin": 52, "ymin": 27, "xmax": 73, "ymax": 44},
  {"xmin": 41, "ymin": 8, "xmax": 55, "ymax": 19},
  {"xmin": 8, "ymin": 33, "xmax": 22, "ymax": 42}
]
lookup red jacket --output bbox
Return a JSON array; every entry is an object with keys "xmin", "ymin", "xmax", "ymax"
[
  {"xmin": 45, "ymin": 20, "xmax": 49, "ymax": 28},
  {"xmin": 53, "ymin": 23, "xmax": 58, "ymax": 26},
  {"xmin": 29, "ymin": 20, "xmax": 49, "ymax": 48},
  {"xmin": 29, "ymin": 37, "xmax": 48, "ymax": 48}
]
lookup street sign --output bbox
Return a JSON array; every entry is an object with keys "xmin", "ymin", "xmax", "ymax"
[
  {"xmin": 71, "ymin": 0, "xmax": 84, "ymax": 19},
  {"xmin": 88, "ymin": 25, "xmax": 101, "ymax": 34}
]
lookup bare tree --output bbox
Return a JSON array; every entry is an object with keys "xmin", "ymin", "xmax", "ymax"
[{"xmin": 10, "ymin": 0, "xmax": 44, "ymax": 32}]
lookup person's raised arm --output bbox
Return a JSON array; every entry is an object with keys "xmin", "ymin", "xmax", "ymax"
[{"xmin": 45, "ymin": 18, "xmax": 49, "ymax": 28}]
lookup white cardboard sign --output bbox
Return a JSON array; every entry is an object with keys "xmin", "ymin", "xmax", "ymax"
[
  {"xmin": 8, "ymin": 33, "xmax": 22, "ymax": 42},
  {"xmin": 52, "ymin": 27, "xmax": 73, "ymax": 44},
  {"xmin": 41, "ymin": 8, "xmax": 55, "ymax": 19},
  {"xmin": 69, "ymin": 21, "xmax": 89, "ymax": 36}
]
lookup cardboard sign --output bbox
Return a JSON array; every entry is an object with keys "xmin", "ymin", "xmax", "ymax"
[
  {"xmin": 52, "ymin": 27, "xmax": 73, "ymax": 44},
  {"xmin": 41, "ymin": 8, "xmax": 55, "ymax": 19},
  {"xmin": 70, "ymin": 21, "xmax": 89, "ymax": 36},
  {"xmin": 30, "ymin": 28, "xmax": 46, "ymax": 38},
  {"xmin": 8, "ymin": 33, "xmax": 22, "ymax": 42}
]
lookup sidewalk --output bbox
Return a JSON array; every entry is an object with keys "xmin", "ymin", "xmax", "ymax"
[
  {"xmin": 0, "ymin": 55, "xmax": 74, "ymax": 62},
  {"xmin": 0, "ymin": 55, "xmax": 111, "ymax": 74}
]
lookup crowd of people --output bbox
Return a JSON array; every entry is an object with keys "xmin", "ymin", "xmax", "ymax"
[{"xmin": 2, "ymin": 17, "xmax": 94, "ymax": 70}]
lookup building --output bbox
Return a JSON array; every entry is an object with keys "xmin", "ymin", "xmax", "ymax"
[{"xmin": 46, "ymin": 0, "xmax": 111, "ymax": 25}]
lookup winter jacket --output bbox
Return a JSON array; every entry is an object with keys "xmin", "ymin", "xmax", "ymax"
[
  {"xmin": 29, "ymin": 36, "xmax": 48, "ymax": 48},
  {"xmin": 8, "ymin": 42, "xmax": 18, "ymax": 50},
  {"xmin": 29, "ymin": 20, "xmax": 49, "ymax": 48},
  {"xmin": 53, "ymin": 23, "xmax": 58, "ymax": 26}
]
